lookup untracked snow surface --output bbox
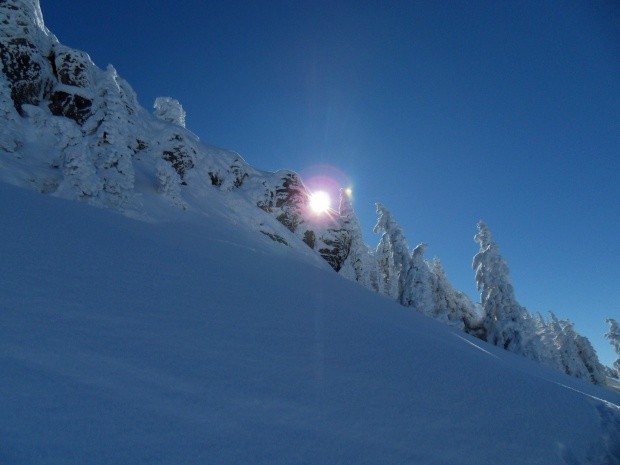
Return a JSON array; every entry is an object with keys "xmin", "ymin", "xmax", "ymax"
[{"xmin": 1, "ymin": 183, "xmax": 619, "ymax": 465}]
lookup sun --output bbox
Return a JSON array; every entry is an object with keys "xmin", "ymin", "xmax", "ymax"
[{"xmin": 309, "ymin": 191, "xmax": 331, "ymax": 214}]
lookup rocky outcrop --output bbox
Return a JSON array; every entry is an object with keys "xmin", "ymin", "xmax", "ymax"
[
  {"xmin": 0, "ymin": 0, "xmax": 356, "ymax": 274},
  {"xmin": 161, "ymin": 134, "xmax": 196, "ymax": 183},
  {"xmin": 0, "ymin": 1, "xmax": 96, "ymax": 123},
  {"xmin": 47, "ymin": 46, "xmax": 94, "ymax": 123},
  {"xmin": 48, "ymin": 90, "xmax": 91, "ymax": 124},
  {"xmin": 0, "ymin": 36, "xmax": 53, "ymax": 112},
  {"xmin": 317, "ymin": 227, "xmax": 352, "ymax": 272},
  {"xmin": 0, "ymin": 0, "xmax": 54, "ymax": 112},
  {"xmin": 257, "ymin": 171, "xmax": 308, "ymax": 233},
  {"xmin": 53, "ymin": 47, "xmax": 91, "ymax": 88}
]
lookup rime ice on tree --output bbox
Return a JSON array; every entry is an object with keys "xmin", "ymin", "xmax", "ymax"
[{"xmin": 154, "ymin": 97, "xmax": 186, "ymax": 128}]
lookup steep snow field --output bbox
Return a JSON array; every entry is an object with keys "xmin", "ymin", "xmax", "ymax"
[{"xmin": 1, "ymin": 183, "xmax": 619, "ymax": 464}]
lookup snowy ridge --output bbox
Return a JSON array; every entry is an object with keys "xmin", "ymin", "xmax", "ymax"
[
  {"xmin": 0, "ymin": 0, "xmax": 391, "ymax": 305},
  {"xmin": 0, "ymin": 0, "xmax": 358, "ymax": 267},
  {"xmin": 0, "ymin": 0, "xmax": 618, "ymax": 389}
]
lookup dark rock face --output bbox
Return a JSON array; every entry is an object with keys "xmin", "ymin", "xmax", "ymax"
[
  {"xmin": 0, "ymin": 37, "xmax": 52, "ymax": 112},
  {"xmin": 318, "ymin": 228, "xmax": 352, "ymax": 272},
  {"xmin": 162, "ymin": 134, "xmax": 196, "ymax": 184},
  {"xmin": 303, "ymin": 230, "xmax": 316, "ymax": 249},
  {"xmin": 163, "ymin": 148, "xmax": 194, "ymax": 183},
  {"xmin": 48, "ymin": 90, "xmax": 91, "ymax": 124},
  {"xmin": 273, "ymin": 172, "xmax": 307, "ymax": 233},
  {"xmin": 208, "ymin": 171, "xmax": 223, "ymax": 187},
  {"xmin": 260, "ymin": 231, "xmax": 289, "ymax": 246},
  {"xmin": 54, "ymin": 49, "xmax": 90, "ymax": 88},
  {"xmin": 46, "ymin": 48, "xmax": 94, "ymax": 124},
  {"xmin": 228, "ymin": 158, "xmax": 248, "ymax": 188},
  {"xmin": 0, "ymin": 3, "xmax": 95, "ymax": 123},
  {"xmin": 205, "ymin": 156, "xmax": 249, "ymax": 190},
  {"xmin": 0, "ymin": 0, "xmax": 55, "ymax": 112}
]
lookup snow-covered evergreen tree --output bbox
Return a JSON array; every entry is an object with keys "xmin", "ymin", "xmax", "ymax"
[
  {"xmin": 555, "ymin": 319, "xmax": 594, "ymax": 381},
  {"xmin": 60, "ymin": 138, "xmax": 103, "ymax": 198},
  {"xmin": 81, "ymin": 65, "xmax": 136, "ymax": 207},
  {"xmin": 402, "ymin": 243, "xmax": 434, "ymax": 314},
  {"xmin": 156, "ymin": 158, "xmax": 187, "ymax": 209},
  {"xmin": 374, "ymin": 204, "xmax": 411, "ymax": 303},
  {"xmin": 605, "ymin": 318, "xmax": 620, "ymax": 377},
  {"xmin": 429, "ymin": 258, "xmax": 480, "ymax": 331},
  {"xmin": 532, "ymin": 312, "xmax": 563, "ymax": 370},
  {"xmin": 472, "ymin": 222, "xmax": 607, "ymax": 385},
  {"xmin": 154, "ymin": 97, "xmax": 186, "ymax": 128},
  {"xmin": 473, "ymin": 221, "xmax": 529, "ymax": 352},
  {"xmin": 374, "ymin": 227, "xmax": 398, "ymax": 299},
  {"xmin": 572, "ymin": 331, "xmax": 607, "ymax": 385},
  {"xmin": 518, "ymin": 312, "xmax": 553, "ymax": 365},
  {"xmin": 338, "ymin": 190, "xmax": 379, "ymax": 292}
]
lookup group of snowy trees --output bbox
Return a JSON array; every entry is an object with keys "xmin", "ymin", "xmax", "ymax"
[
  {"xmin": 326, "ymin": 196, "xmax": 619, "ymax": 386},
  {"xmin": 471, "ymin": 222, "xmax": 611, "ymax": 384},
  {"xmin": 368, "ymin": 204, "xmax": 480, "ymax": 332},
  {"xmin": 330, "ymin": 197, "xmax": 479, "ymax": 334}
]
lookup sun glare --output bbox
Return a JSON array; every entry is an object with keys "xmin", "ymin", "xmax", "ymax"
[{"xmin": 309, "ymin": 191, "xmax": 331, "ymax": 214}]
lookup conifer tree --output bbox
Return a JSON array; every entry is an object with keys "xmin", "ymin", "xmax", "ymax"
[
  {"xmin": 338, "ymin": 190, "xmax": 379, "ymax": 292},
  {"xmin": 374, "ymin": 204, "xmax": 411, "ymax": 303},
  {"xmin": 81, "ymin": 65, "xmax": 136, "ymax": 207},
  {"xmin": 402, "ymin": 243, "xmax": 434, "ymax": 314},
  {"xmin": 374, "ymin": 230, "xmax": 398, "ymax": 298},
  {"xmin": 532, "ymin": 312, "xmax": 563, "ymax": 370},
  {"xmin": 555, "ymin": 319, "xmax": 592, "ymax": 381},
  {"xmin": 473, "ymin": 221, "xmax": 529, "ymax": 352},
  {"xmin": 605, "ymin": 318, "xmax": 620, "ymax": 377},
  {"xmin": 153, "ymin": 97, "xmax": 186, "ymax": 128},
  {"xmin": 61, "ymin": 138, "xmax": 103, "ymax": 198},
  {"xmin": 155, "ymin": 158, "xmax": 187, "ymax": 209},
  {"xmin": 429, "ymin": 258, "xmax": 479, "ymax": 332},
  {"xmin": 572, "ymin": 331, "xmax": 607, "ymax": 385}
]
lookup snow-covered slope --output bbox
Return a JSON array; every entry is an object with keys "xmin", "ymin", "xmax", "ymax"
[
  {"xmin": 3, "ymin": 0, "xmax": 617, "ymax": 390},
  {"xmin": 2, "ymin": 3, "xmax": 620, "ymax": 462},
  {"xmin": 1, "ymin": 182, "xmax": 620, "ymax": 464}
]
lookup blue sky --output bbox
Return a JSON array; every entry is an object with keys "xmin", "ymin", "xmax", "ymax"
[{"xmin": 42, "ymin": 0, "xmax": 619, "ymax": 366}]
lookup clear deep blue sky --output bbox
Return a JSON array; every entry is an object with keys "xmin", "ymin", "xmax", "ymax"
[{"xmin": 42, "ymin": 0, "xmax": 619, "ymax": 366}]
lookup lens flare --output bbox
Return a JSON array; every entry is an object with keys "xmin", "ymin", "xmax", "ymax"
[{"xmin": 309, "ymin": 191, "xmax": 331, "ymax": 214}]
